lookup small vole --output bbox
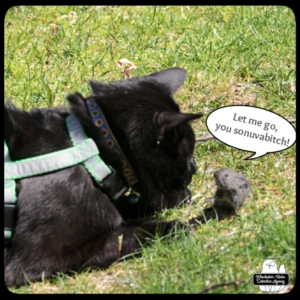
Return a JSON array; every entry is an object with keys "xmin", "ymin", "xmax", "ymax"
[
  {"xmin": 190, "ymin": 168, "xmax": 251, "ymax": 225},
  {"xmin": 206, "ymin": 168, "xmax": 251, "ymax": 215}
]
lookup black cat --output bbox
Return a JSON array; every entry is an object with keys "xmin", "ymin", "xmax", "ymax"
[{"xmin": 4, "ymin": 68, "xmax": 202, "ymax": 287}]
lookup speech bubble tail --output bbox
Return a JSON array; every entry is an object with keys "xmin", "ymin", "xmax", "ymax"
[{"xmin": 246, "ymin": 152, "xmax": 267, "ymax": 160}]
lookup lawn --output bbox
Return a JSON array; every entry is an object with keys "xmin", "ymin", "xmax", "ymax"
[{"xmin": 4, "ymin": 6, "xmax": 296, "ymax": 294}]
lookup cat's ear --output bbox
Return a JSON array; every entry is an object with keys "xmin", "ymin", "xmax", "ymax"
[
  {"xmin": 89, "ymin": 68, "xmax": 186, "ymax": 95},
  {"xmin": 153, "ymin": 111, "xmax": 202, "ymax": 141},
  {"xmin": 148, "ymin": 68, "xmax": 187, "ymax": 95}
]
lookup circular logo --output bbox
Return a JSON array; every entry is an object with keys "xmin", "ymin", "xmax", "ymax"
[
  {"xmin": 101, "ymin": 129, "xmax": 108, "ymax": 137},
  {"xmin": 95, "ymin": 119, "xmax": 103, "ymax": 127},
  {"xmin": 128, "ymin": 176, "xmax": 136, "ymax": 184},
  {"xmin": 106, "ymin": 140, "xmax": 114, "ymax": 148},
  {"xmin": 92, "ymin": 110, "xmax": 99, "ymax": 117},
  {"xmin": 123, "ymin": 168, "xmax": 131, "ymax": 176},
  {"xmin": 113, "ymin": 149, "xmax": 120, "ymax": 156}
]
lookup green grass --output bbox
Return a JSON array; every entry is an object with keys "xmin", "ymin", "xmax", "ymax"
[{"xmin": 5, "ymin": 6, "xmax": 295, "ymax": 294}]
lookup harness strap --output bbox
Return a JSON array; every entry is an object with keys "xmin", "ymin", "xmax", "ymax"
[
  {"xmin": 5, "ymin": 139, "xmax": 99, "ymax": 180},
  {"xmin": 4, "ymin": 142, "xmax": 16, "ymax": 244},
  {"xmin": 4, "ymin": 114, "xmax": 129, "ymax": 245},
  {"xmin": 67, "ymin": 114, "xmax": 128, "ymax": 200},
  {"xmin": 66, "ymin": 114, "xmax": 112, "ymax": 182}
]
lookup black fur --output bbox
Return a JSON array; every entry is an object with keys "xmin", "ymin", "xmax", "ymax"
[{"xmin": 4, "ymin": 68, "xmax": 202, "ymax": 287}]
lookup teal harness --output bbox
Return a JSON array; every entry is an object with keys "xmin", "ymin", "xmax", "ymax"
[{"xmin": 4, "ymin": 112, "xmax": 130, "ymax": 245}]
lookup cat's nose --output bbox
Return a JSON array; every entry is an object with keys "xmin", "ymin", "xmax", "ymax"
[{"xmin": 188, "ymin": 155, "xmax": 197, "ymax": 175}]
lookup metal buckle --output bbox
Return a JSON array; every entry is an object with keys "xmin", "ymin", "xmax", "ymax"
[
  {"xmin": 4, "ymin": 204, "xmax": 17, "ymax": 245},
  {"xmin": 97, "ymin": 167, "xmax": 128, "ymax": 201}
]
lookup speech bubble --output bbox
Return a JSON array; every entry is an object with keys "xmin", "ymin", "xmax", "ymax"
[{"xmin": 206, "ymin": 106, "xmax": 296, "ymax": 159}]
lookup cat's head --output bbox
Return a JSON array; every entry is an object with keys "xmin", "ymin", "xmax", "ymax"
[{"xmin": 87, "ymin": 68, "xmax": 202, "ymax": 212}]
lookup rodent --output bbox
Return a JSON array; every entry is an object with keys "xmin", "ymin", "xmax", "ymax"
[
  {"xmin": 206, "ymin": 168, "xmax": 251, "ymax": 215},
  {"xmin": 189, "ymin": 168, "xmax": 251, "ymax": 225}
]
